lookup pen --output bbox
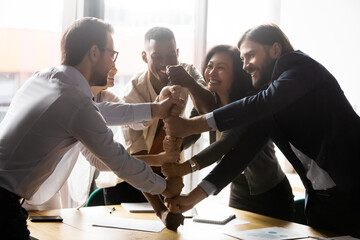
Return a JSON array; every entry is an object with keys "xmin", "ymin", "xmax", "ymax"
[{"xmin": 109, "ymin": 207, "xmax": 116, "ymax": 214}]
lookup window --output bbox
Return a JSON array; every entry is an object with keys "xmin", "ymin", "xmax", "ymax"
[
  {"xmin": 0, "ymin": 0, "xmax": 64, "ymax": 120},
  {"xmin": 103, "ymin": 0, "xmax": 197, "ymax": 94}
]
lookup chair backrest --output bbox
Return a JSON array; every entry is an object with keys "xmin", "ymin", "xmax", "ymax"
[{"xmin": 85, "ymin": 188, "xmax": 104, "ymax": 207}]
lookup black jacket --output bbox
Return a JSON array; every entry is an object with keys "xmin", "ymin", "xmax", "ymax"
[{"xmin": 205, "ymin": 50, "xmax": 360, "ymax": 195}]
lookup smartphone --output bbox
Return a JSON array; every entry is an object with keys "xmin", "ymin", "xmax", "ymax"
[{"xmin": 29, "ymin": 215, "xmax": 63, "ymax": 222}]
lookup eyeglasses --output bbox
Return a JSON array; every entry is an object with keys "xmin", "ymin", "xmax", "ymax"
[{"xmin": 103, "ymin": 48, "xmax": 119, "ymax": 62}]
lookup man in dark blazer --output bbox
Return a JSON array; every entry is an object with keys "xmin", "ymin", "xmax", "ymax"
[{"xmin": 164, "ymin": 24, "xmax": 360, "ymax": 237}]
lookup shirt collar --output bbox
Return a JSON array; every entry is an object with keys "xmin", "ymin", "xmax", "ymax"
[{"xmin": 59, "ymin": 65, "xmax": 94, "ymax": 99}]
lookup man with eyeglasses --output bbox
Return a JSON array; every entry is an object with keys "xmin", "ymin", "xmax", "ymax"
[{"xmin": 0, "ymin": 17, "xmax": 184, "ymax": 239}]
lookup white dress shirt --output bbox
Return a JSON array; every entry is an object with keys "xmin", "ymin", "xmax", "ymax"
[
  {"xmin": 23, "ymin": 90, "xmax": 120, "ymax": 209},
  {"xmin": 0, "ymin": 65, "xmax": 166, "ymax": 200}
]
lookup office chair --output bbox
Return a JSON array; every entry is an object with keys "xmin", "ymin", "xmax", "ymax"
[{"xmin": 85, "ymin": 188, "xmax": 105, "ymax": 207}]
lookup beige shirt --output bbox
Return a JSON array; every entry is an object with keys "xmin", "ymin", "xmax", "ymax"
[{"xmin": 121, "ymin": 62, "xmax": 206, "ymax": 154}]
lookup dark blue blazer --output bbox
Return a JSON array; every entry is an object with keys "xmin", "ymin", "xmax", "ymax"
[{"xmin": 204, "ymin": 50, "xmax": 360, "ymax": 195}]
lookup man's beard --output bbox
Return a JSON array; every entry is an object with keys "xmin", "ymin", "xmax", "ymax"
[
  {"xmin": 89, "ymin": 71, "xmax": 107, "ymax": 87},
  {"xmin": 255, "ymin": 57, "xmax": 276, "ymax": 89}
]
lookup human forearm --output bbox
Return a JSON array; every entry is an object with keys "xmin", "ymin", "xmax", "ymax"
[
  {"xmin": 143, "ymin": 192, "xmax": 167, "ymax": 215},
  {"xmin": 188, "ymin": 185, "xmax": 208, "ymax": 203},
  {"xmin": 193, "ymin": 129, "xmax": 241, "ymax": 169},
  {"xmin": 136, "ymin": 151, "xmax": 180, "ymax": 166},
  {"xmin": 203, "ymin": 127, "xmax": 269, "ymax": 194},
  {"xmin": 166, "ymin": 185, "xmax": 208, "ymax": 213},
  {"xmin": 161, "ymin": 159, "xmax": 199, "ymax": 177},
  {"xmin": 164, "ymin": 115, "xmax": 211, "ymax": 138},
  {"xmin": 188, "ymin": 84, "xmax": 216, "ymax": 114},
  {"xmin": 72, "ymin": 103, "xmax": 167, "ymax": 196}
]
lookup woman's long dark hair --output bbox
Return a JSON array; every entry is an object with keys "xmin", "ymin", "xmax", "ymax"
[{"xmin": 201, "ymin": 45, "xmax": 254, "ymax": 103}]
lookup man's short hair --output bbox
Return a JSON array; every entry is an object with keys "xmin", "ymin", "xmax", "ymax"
[
  {"xmin": 61, "ymin": 17, "xmax": 114, "ymax": 66},
  {"xmin": 144, "ymin": 27, "xmax": 175, "ymax": 43},
  {"xmin": 238, "ymin": 23, "xmax": 294, "ymax": 55}
]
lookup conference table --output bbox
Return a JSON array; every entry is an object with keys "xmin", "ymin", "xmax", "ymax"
[{"xmin": 27, "ymin": 201, "xmax": 338, "ymax": 240}]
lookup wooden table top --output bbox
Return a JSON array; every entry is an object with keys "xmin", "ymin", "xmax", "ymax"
[{"xmin": 27, "ymin": 203, "xmax": 337, "ymax": 240}]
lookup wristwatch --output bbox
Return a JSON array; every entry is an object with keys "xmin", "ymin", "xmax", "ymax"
[{"xmin": 188, "ymin": 159, "xmax": 197, "ymax": 172}]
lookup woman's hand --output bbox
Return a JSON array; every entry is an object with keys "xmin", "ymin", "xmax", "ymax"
[{"xmin": 162, "ymin": 162, "xmax": 191, "ymax": 177}]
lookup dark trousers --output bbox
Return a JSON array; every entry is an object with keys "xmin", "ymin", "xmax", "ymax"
[
  {"xmin": 305, "ymin": 188, "xmax": 360, "ymax": 237},
  {"xmin": 0, "ymin": 187, "xmax": 30, "ymax": 240},
  {"xmin": 229, "ymin": 175, "xmax": 294, "ymax": 221}
]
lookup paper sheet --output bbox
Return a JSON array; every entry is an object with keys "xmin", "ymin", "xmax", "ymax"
[
  {"xmin": 224, "ymin": 227, "xmax": 308, "ymax": 240},
  {"xmin": 92, "ymin": 218, "xmax": 165, "ymax": 232},
  {"xmin": 324, "ymin": 237, "xmax": 360, "ymax": 240}
]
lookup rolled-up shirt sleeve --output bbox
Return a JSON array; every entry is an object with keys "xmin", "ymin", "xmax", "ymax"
[{"xmin": 69, "ymin": 99, "xmax": 166, "ymax": 195}]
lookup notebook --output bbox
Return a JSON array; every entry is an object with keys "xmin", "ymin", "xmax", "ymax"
[
  {"xmin": 121, "ymin": 202, "xmax": 155, "ymax": 213},
  {"xmin": 193, "ymin": 212, "xmax": 236, "ymax": 225},
  {"xmin": 183, "ymin": 208, "xmax": 198, "ymax": 218}
]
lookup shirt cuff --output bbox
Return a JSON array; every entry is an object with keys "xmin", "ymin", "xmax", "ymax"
[
  {"xmin": 198, "ymin": 180, "xmax": 217, "ymax": 196},
  {"xmin": 150, "ymin": 175, "xmax": 167, "ymax": 195},
  {"xmin": 134, "ymin": 103, "xmax": 152, "ymax": 123},
  {"xmin": 205, "ymin": 112, "xmax": 218, "ymax": 130}
]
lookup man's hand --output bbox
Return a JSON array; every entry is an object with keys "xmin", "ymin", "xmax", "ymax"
[
  {"xmin": 166, "ymin": 65, "xmax": 195, "ymax": 89},
  {"xmin": 162, "ymin": 177, "xmax": 184, "ymax": 198},
  {"xmin": 159, "ymin": 85, "xmax": 182, "ymax": 101},
  {"xmin": 160, "ymin": 210, "xmax": 184, "ymax": 231},
  {"xmin": 163, "ymin": 115, "xmax": 211, "ymax": 138},
  {"xmin": 169, "ymin": 98, "xmax": 184, "ymax": 117},
  {"xmin": 163, "ymin": 136, "xmax": 182, "ymax": 153},
  {"xmin": 156, "ymin": 151, "xmax": 180, "ymax": 165},
  {"xmin": 165, "ymin": 186, "xmax": 208, "ymax": 214},
  {"xmin": 165, "ymin": 195, "xmax": 195, "ymax": 214},
  {"xmin": 151, "ymin": 98, "xmax": 184, "ymax": 119}
]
